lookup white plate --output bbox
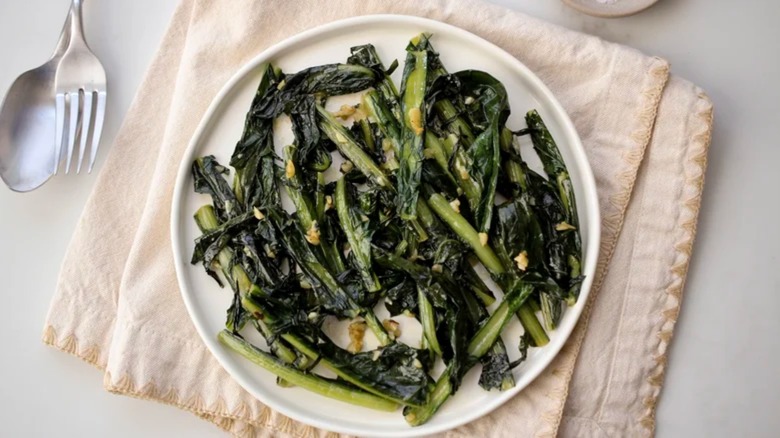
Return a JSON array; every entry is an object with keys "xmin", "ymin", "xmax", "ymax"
[
  {"xmin": 171, "ymin": 14, "xmax": 600, "ymax": 437},
  {"xmin": 562, "ymin": 0, "xmax": 659, "ymax": 18}
]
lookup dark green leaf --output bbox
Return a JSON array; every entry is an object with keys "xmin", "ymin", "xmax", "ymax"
[
  {"xmin": 192, "ymin": 156, "xmax": 238, "ymax": 221},
  {"xmin": 319, "ymin": 341, "xmax": 432, "ymax": 405}
]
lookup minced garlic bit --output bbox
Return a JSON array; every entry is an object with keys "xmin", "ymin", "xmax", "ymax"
[
  {"xmin": 340, "ymin": 160, "xmax": 354, "ymax": 173},
  {"xmin": 408, "ymin": 108, "xmax": 424, "ymax": 135},
  {"xmin": 276, "ymin": 79, "xmax": 286, "ymax": 90},
  {"xmin": 382, "ymin": 319, "xmax": 401, "ymax": 339},
  {"xmin": 307, "ymin": 311, "xmax": 319, "ymax": 321},
  {"xmin": 514, "ymin": 250, "xmax": 529, "ymax": 271},
  {"xmin": 478, "ymin": 232, "xmax": 489, "ymax": 247},
  {"xmin": 372, "ymin": 350, "xmax": 382, "ymax": 361},
  {"xmin": 324, "ymin": 195, "xmax": 334, "ymax": 211},
  {"xmin": 456, "ymin": 163, "xmax": 470, "ymax": 181},
  {"xmin": 431, "ymin": 264, "xmax": 443, "ymax": 273},
  {"xmin": 382, "ymin": 138, "xmax": 394, "ymax": 152},
  {"xmin": 285, "ymin": 159, "xmax": 295, "ymax": 179},
  {"xmin": 464, "ymin": 96, "xmax": 475, "ymax": 105},
  {"xmin": 382, "ymin": 149, "xmax": 398, "ymax": 171},
  {"xmin": 352, "ymin": 104, "xmax": 368, "ymax": 121},
  {"xmin": 348, "ymin": 320, "xmax": 367, "ymax": 353},
  {"xmin": 264, "ymin": 244, "xmax": 276, "ymax": 259},
  {"xmin": 333, "ymin": 104, "xmax": 356, "ymax": 119},
  {"xmin": 449, "ymin": 199, "xmax": 461, "ymax": 213},
  {"xmin": 556, "ymin": 222, "xmax": 577, "ymax": 231},
  {"xmin": 412, "ymin": 358, "xmax": 423, "ymax": 369},
  {"xmin": 408, "ymin": 248, "xmax": 420, "ymax": 262},
  {"xmin": 360, "ymin": 214, "xmax": 369, "ymax": 223},
  {"xmin": 305, "ymin": 221, "xmax": 321, "ymax": 245},
  {"xmin": 253, "ymin": 207, "xmax": 265, "ymax": 220},
  {"xmin": 300, "ymin": 279, "xmax": 313, "ymax": 290}
]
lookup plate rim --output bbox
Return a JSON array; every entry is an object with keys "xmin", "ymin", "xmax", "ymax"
[{"xmin": 171, "ymin": 13, "xmax": 601, "ymax": 437}]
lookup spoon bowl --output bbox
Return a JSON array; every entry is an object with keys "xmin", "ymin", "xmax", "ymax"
[{"xmin": 0, "ymin": 14, "xmax": 70, "ymax": 192}]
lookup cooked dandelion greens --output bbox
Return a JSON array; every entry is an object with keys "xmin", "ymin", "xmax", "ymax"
[{"xmin": 190, "ymin": 34, "xmax": 585, "ymax": 425}]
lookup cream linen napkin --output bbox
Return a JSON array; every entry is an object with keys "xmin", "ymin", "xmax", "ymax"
[{"xmin": 42, "ymin": 1, "xmax": 713, "ymax": 437}]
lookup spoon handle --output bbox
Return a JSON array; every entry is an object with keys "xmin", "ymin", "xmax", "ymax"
[{"xmin": 50, "ymin": 5, "xmax": 72, "ymax": 59}]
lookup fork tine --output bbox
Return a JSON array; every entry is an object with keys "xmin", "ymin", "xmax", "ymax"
[
  {"xmin": 76, "ymin": 91, "xmax": 94, "ymax": 174},
  {"xmin": 88, "ymin": 90, "xmax": 107, "ymax": 173},
  {"xmin": 64, "ymin": 91, "xmax": 81, "ymax": 174},
  {"xmin": 54, "ymin": 94, "xmax": 66, "ymax": 175}
]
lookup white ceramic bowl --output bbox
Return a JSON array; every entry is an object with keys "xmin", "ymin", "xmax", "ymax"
[{"xmin": 563, "ymin": 0, "xmax": 659, "ymax": 18}]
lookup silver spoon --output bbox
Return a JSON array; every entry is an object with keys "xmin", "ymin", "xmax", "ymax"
[{"xmin": 0, "ymin": 12, "xmax": 72, "ymax": 192}]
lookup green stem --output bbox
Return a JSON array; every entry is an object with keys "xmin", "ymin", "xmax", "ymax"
[
  {"xmin": 462, "ymin": 255, "xmax": 497, "ymax": 307},
  {"xmin": 282, "ymin": 144, "xmax": 316, "ymax": 230},
  {"xmin": 314, "ymin": 172, "xmax": 327, "ymax": 220},
  {"xmin": 418, "ymin": 288, "xmax": 442, "ymax": 356},
  {"xmin": 404, "ymin": 366, "xmax": 452, "ymax": 426},
  {"xmin": 218, "ymin": 331, "xmax": 398, "ymax": 412},
  {"xmin": 434, "ymin": 100, "xmax": 476, "ymax": 145},
  {"xmin": 415, "ymin": 198, "xmax": 437, "ymax": 230},
  {"xmin": 194, "ymin": 205, "xmax": 220, "ymax": 231},
  {"xmin": 539, "ymin": 292, "xmax": 560, "ymax": 331},
  {"xmin": 528, "ymin": 296, "xmax": 542, "ymax": 313},
  {"xmin": 316, "ymin": 173, "xmax": 346, "ymax": 274},
  {"xmin": 317, "ymin": 105, "xmax": 392, "ymax": 189},
  {"xmin": 334, "ymin": 177, "xmax": 381, "ymax": 292},
  {"xmin": 409, "ymin": 216, "xmax": 430, "ymax": 243},
  {"xmin": 363, "ymin": 90, "xmax": 401, "ymax": 148},
  {"xmin": 426, "ymin": 192, "xmax": 504, "ymax": 275},
  {"xmin": 503, "ymin": 157, "xmax": 527, "ymax": 196},
  {"xmin": 441, "ymin": 133, "xmax": 457, "ymax": 158},
  {"xmin": 517, "ymin": 304, "xmax": 549, "ymax": 347},
  {"xmin": 500, "ymin": 126, "xmax": 528, "ymax": 195},
  {"xmin": 253, "ymin": 320, "xmax": 297, "ymax": 365},
  {"xmin": 467, "ymin": 301, "xmax": 513, "ymax": 358},
  {"xmin": 468, "ymin": 283, "xmax": 534, "ymax": 357},
  {"xmin": 358, "ymin": 118, "xmax": 376, "ymax": 152},
  {"xmin": 363, "ymin": 311, "xmax": 392, "ymax": 347},
  {"xmin": 424, "ymin": 132, "xmax": 458, "ymax": 186}
]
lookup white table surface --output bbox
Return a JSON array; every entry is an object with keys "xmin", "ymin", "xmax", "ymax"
[{"xmin": 1, "ymin": 1, "xmax": 778, "ymax": 436}]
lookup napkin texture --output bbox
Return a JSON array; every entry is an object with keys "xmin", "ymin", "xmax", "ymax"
[{"xmin": 42, "ymin": 0, "xmax": 712, "ymax": 437}]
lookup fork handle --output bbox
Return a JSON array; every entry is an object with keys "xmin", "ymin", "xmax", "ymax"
[{"xmin": 67, "ymin": 0, "xmax": 87, "ymax": 48}]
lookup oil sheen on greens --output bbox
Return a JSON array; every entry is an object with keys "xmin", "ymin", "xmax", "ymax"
[{"xmin": 190, "ymin": 33, "xmax": 585, "ymax": 425}]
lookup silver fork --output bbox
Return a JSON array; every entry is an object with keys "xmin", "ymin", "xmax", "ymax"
[{"xmin": 54, "ymin": 0, "xmax": 107, "ymax": 174}]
